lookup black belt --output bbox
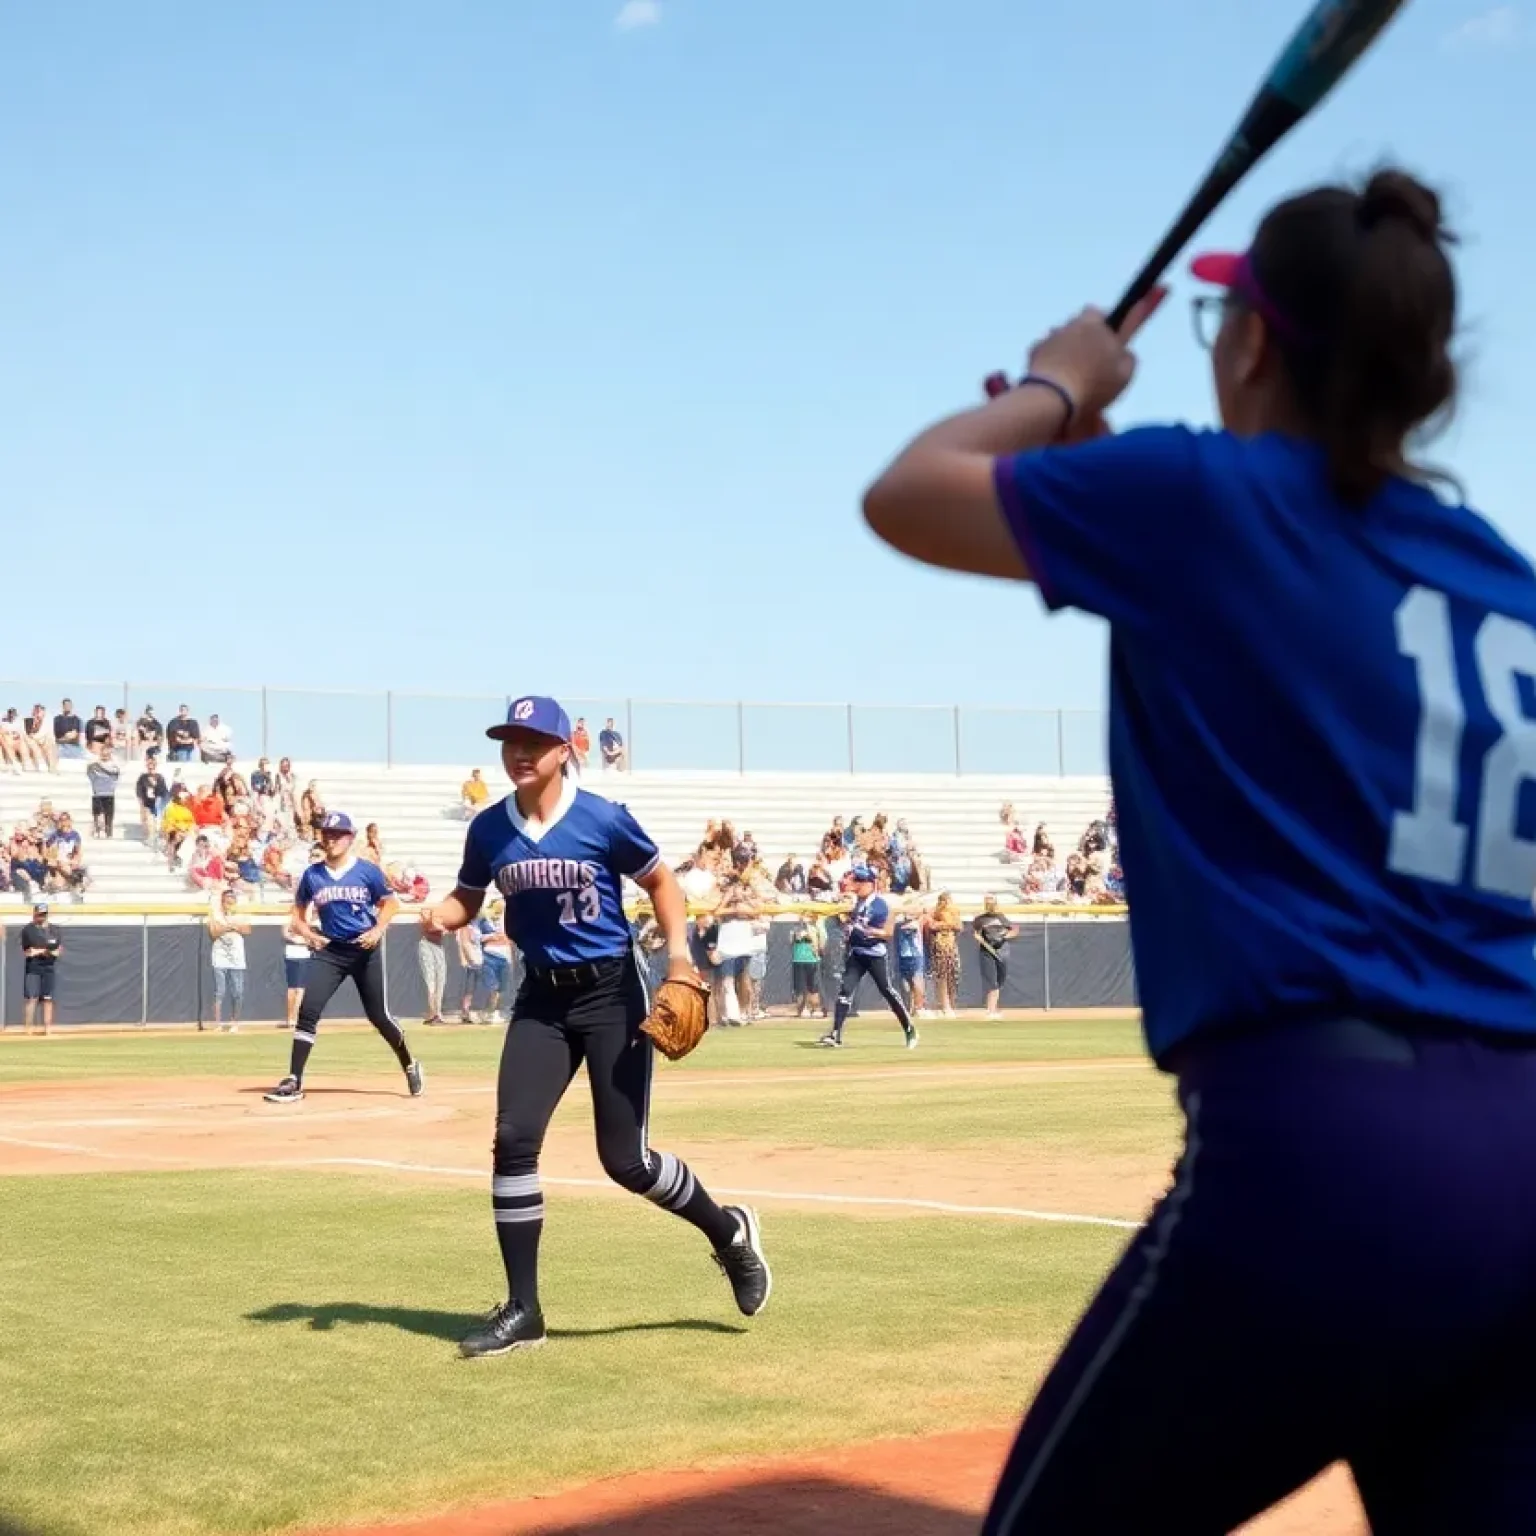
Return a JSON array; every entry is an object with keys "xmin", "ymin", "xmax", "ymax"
[{"xmin": 524, "ymin": 956, "xmax": 626, "ymax": 990}]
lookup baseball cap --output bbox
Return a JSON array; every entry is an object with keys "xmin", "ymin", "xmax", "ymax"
[
  {"xmin": 850, "ymin": 865, "xmax": 876, "ymax": 884},
  {"xmin": 318, "ymin": 811, "xmax": 355, "ymax": 835},
  {"xmin": 487, "ymin": 696, "xmax": 572, "ymax": 744},
  {"xmin": 32, "ymin": 902, "xmax": 48, "ymax": 915}
]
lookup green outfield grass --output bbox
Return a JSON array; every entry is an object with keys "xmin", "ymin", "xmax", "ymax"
[
  {"xmin": 0, "ymin": 1014, "xmax": 1165, "ymax": 1536},
  {"xmin": 0, "ymin": 1014, "xmax": 1142, "ymax": 1086},
  {"xmin": 0, "ymin": 1172, "xmax": 1126, "ymax": 1536}
]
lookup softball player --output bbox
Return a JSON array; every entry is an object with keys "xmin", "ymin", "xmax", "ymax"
[
  {"xmin": 818, "ymin": 867, "xmax": 917, "ymax": 1049},
  {"xmin": 864, "ymin": 169, "xmax": 1536, "ymax": 1532},
  {"xmin": 421, "ymin": 696, "xmax": 770, "ymax": 1357},
  {"xmin": 263, "ymin": 811, "xmax": 424, "ymax": 1104}
]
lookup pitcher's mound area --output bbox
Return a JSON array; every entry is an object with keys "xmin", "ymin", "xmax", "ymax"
[{"xmin": 302, "ymin": 1429, "xmax": 1364, "ymax": 1536}]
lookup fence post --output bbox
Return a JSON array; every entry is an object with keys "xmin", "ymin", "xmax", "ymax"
[
  {"xmin": 846, "ymin": 704, "xmax": 856, "ymax": 774},
  {"xmin": 385, "ymin": 691, "xmax": 394, "ymax": 769},
  {"xmin": 1042, "ymin": 919, "xmax": 1052, "ymax": 1011},
  {"xmin": 625, "ymin": 698, "xmax": 634, "ymax": 771},
  {"xmin": 261, "ymin": 687, "xmax": 270, "ymax": 760},
  {"xmin": 953, "ymin": 705, "xmax": 963, "ymax": 775},
  {"xmin": 140, "ymin": 916, "xmax": 150, "ymax": 1028},
  {"xmin": 1055, "ymin": 710, "xmax": 1066, "ymax": 776},
  {"xmin": 122, "ymin": 680, "xmax": 131, "ymax": 720},
  {"xmin": 736, "ymin": 701, "xmax": 746, "ymax": 775}
]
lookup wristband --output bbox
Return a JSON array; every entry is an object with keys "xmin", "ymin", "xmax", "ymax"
[{"xmin": 1016, "ymin": 373, "xmax": 1076, "ymax": 426}]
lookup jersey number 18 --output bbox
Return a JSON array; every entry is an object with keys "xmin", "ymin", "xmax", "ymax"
[{"xmin": 1391, "ymin": 585, "xmax": 1536, "ymax": 900}]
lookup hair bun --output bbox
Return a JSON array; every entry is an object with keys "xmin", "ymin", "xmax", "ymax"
[{"xmin": 1358, "ymin": 169, "xmax": 1446, "ymax": 242}]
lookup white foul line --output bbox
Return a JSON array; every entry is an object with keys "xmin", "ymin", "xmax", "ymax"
[{"xmin": 290, "ymin": 1156, "xmax": 1142, "ymax": 1231}]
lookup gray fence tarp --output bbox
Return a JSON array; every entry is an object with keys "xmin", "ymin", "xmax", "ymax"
[{"xmin": 0, "ymin": 916, "xmax": 1136, "ymax": 1028}]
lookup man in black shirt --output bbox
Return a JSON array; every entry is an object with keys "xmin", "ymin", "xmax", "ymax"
[
  {"xmin": 53, "ymin": 699, "xmax": 83, "ymax": 759},
  {"xmin": 136, "ymin": 757, "xmax": 169, "ymax": 851},
  {"xmin": 84, "ymin": 705, "xmax": 113, "ymax": 750},
  {"xmin": 972, "ymin": 893, "xmax": 1019, "ymax": 1020},
  {"xmin": 20, "ymin": 903, "xmax": 62, "ymax": 1034},
  {"xmin": 166, "ymin": 706, "xmax": 200, "ymax": 763},
  {"xmin": 136, "ymin": 707, "xmax": 164, "ymax": 751}
]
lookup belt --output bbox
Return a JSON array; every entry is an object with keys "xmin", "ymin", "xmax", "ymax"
[{"xmin": 524, "ymin": 956, "xmax": 626, "ymax": 990}]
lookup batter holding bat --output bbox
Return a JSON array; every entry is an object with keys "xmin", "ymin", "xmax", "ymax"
[
  {"xmin": 864, "ymin": 161, "xmax": 1536, "ymax": 1532},
  {"xmin": 420, "ymin": 696, "xmax": 770, "ymax": 1359}
]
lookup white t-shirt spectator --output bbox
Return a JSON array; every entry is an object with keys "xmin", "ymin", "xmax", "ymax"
[
  {"xmin": 202, "ymin": 719, "xmax": 233, "ymax": 761},
  {"xmin": 679, "ymin": 864, "xmax": 718, "ymax": 904},
  {"xmin": 210, "ymin": 901, "xmax": 246, "ymax": 970}
]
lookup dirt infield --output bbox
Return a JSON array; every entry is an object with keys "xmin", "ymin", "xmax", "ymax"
[
  {"xmin": 298, "ymin": 1428, "xmax": 1364, "ymax": 1535},
  {"xmin": 0, "ymin": 1062, "xmax": 1166, "ymax": 1222}
]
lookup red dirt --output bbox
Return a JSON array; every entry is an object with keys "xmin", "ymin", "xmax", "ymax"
[{"xmin": 298, "ymin": 1428, "xmax": 1364, "ymax": 1535}]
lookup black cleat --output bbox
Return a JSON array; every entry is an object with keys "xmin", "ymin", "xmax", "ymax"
[
  {"xmin": 263, "ymin": 1075, "xmax": 304, "ymax": 1104},
  {"xmin": 817, "ymin": 1032, "xmax": 843, "ymax": 1049},
  {"xmin": 713, "ymin": 1205, "xmax": 771, "ymax": 1318},
  {"xmin": 459, "ymin": 1300, "xmax": 547, "ymax": 1359},
  {"xmin": 405, "ymin": 1060, "xmax": 425, "ymax": 1097}
]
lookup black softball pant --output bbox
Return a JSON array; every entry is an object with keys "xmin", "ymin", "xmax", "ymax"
[
  {"xmin": 288, "ymin": 943, "xmax": 411, "ymax": 1079},
  {"xmin": 490, "ymin": 955, "xmax": 737, "ymax": 1307},
  {"xmin": 833, "ymin": 950, "xmax": 914, "ymax": 1036}
]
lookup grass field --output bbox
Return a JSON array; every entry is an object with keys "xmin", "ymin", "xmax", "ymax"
[{"xmin": 0, "ymin": 1014, "xmax": 1191, "ymax": 1536}]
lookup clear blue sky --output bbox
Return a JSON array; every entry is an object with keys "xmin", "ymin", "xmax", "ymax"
[{"xmin": 3, "ymin": 0, "xmax": 1531, "ymax": 715}]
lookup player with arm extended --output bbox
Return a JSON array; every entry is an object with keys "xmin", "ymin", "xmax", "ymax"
[
  {"xmin": 819, "ymin": 867, "xmax": 917, "ymax": 1049},
  {"xmin": 863, "ymin": 169, "xmax": 1536, "ymax": 1533},
  {"xmin": 263, "ymin": 811, "xmax": 424, "ymax": 1104},
  {"xmin": 420, "ymin": 695, "xmax": 770, "ymax": 1358}
]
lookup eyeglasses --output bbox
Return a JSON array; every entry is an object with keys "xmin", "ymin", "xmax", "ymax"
[{"xmin": 1191, "ymin": 294, "xmax": 1232, "ymax": 351}]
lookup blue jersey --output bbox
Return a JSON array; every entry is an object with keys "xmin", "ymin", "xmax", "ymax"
[
  {"xmin": 995, "ymin": 426, "xmax": 1536, "ymax": 1062},
  {"xmin": 457, "ymin": 782, "xmax": 659, "ymax": 967},
  {"xmin": 846, "ymin": 895, "xmax": 891, "ymax": 957},
  {"xmin": 295, "ymin": 858, "xmax": 392, "ymax": 944}
]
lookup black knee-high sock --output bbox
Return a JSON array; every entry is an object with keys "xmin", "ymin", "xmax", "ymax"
[
  {"xmin": 642, "ymin": 1150, "xmax": 741, "ymax": 1249},
  {"xmin": 492, "ymin": 1172, "xmax": 544, "ymax": 1310},
  {"xmin": 289, "ymin": 1027, "xmax": 316, "ymax": 1082}
]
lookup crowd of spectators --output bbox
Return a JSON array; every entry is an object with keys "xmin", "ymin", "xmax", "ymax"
[
  {"xmin": 3, "ymin": 799, "xmax": 92, "ymax": 902},
  {"xmin": 998, "ymin": 800, "xmax": 1123, "ymax": 905}
]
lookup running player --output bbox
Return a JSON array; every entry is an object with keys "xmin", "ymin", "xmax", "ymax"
[
  {"xmin": 862, "ymin": 168, "xmax": 1536, "ymax": 1531},
  {"xmin": 263, "ymin": 811, "xmax": 424, "ymax": 1104},
  {"xmin": 818, "ymin": 867, "xmax": 917, "ymax": 1049},
  {"xmin": 420, "ymin": 696, "xmax": 770, "ymax": 1357}
]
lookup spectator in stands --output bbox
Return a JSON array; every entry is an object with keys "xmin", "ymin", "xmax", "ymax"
[
  {"xmin": 1020, "ymin": 850, "xmax": 1066, "ymax": 903},
  {"xmin": 20, "ymin": 903, "xmax": 62, "ymax": 1034},
  {"xmin": 25, "ymin": 705, "xmax": 58, "ymax": 772},
  {"xmin": 1002, "ymin": 813, "xmax": 1029, "ymax": 862},
  {"xmin": 136, "ymin": 756, "xmax": 169, "ymax": 851},
  {"xmin": 599, "ymin": 717, "xmax": 627, "ymax": 770},
  {"xmin": 83, "ymin": 705, "xmax": 112, "ymax": 752},
  {"xmin": 275, "ymin": 757, "xmax": 298, "ymax": 815},
  {"xmin": 166, "ymin": 705, "xmax": 200, "ymax": 763},
  {"xmin": 86, "ymin": 739, "xmax": 121, "ymax": 838},
  {"xmin": 789, "ymin": 912, "xmax": 825, "ymax": 1019},
  {"xmin": 162, "ymin": 789, "xmax": 196, "ymax": 871},
  {"xmin": 112, "ymin": 707, "xmax": 131, "ymax": 757},
  {"xmin": 190, "ymin": 784, "xmax": 226, "ymax": 835},
  {"xmin": 136, "ymin": 706, "xmax": 163, "ymax": 754},
  {"xmin": 0, "ymin": 709, "xmax": 24, "ymax": 774},
  {"xmin": 461, "ymin": 767, "xmax": 489, "ymax": 819},
  {"xmin": 823, "ymin": 815, "xmax": 846, "ymax": 853},
  {"xmin": 9, "ymin": 828, "xmax": 46, "ymax": 902},
  {"xmin": 926, "ymin": 892, "xmax": 962, "ymax": 1017},
  {"xmin": 895, "ymin": 902, "xmax": 927, "ymax": 1015},
  {"xmin": 1034, "ymin": 824, "xmax": 1056, "ymax": 859},
  {"xmin": 201, "ymin": 713, "xmax": 233, "ymax": 764},
  {"xmin": 46, "ymin": 814, "xmax": 89, "ymax": 899},
  {"xmin": 571, "ymin": 717, "xmax": 591, "ymax": 772},
  {"xmin": 362, "ymin": 822, "xmax": 385, "ymax": 867},
  {"xmin": 457, "ymin": 920, "xmax": 485, "ymax": 1024},
  {"xmin": 53, "ymin": 699, "xmax": 84, "ymax": 760},
  {"xmin": 250, "ymin": 757, "xmax": 274, "ymax": 798},
  {"xmin": 972, "ymin": 894, "xmax": 1018, "ymax": 1019},
  {"xmin": 207, "ymin": 889, "xmax": 250, "ymax": 1032},
  {"xmin": 187, "ymin": 836, "xmax": 225, "ymax": 892},
  {"xmin": 261, "ymin": 831, "xmax": 296, "ymax": 893},
  {"xmin": 807, "ymin": 852, "xmax": 834, "ymax": 903},
  {"xmin": 677, "ymin": 845, "xmax": 722, "ymax": 906},
  {"xmin": 213, "ymin": 759, "xmax": 247, "ymax": 813},
  {"xmin": 298, "ymin": 780, "xmax": 325, "ymax": 840},
  {"xmin": 224, "ymin": 821, "xmax": 261, "ymax": 892},
  {"xmin": 775, "ymin": 853, "xmax": 806, "ymax": 895}
]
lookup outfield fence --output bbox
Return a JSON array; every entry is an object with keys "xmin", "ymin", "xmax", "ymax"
[{"xmin": 0, "ymin": 908, "xmax": 1135, "ymax": 1029}]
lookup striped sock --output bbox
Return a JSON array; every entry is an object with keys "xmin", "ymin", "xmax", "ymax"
[
  {"xmin": 643, "ymin": 1151, "xmax": 738, "ymax": 1249},
  {"xmin": 289, "ymin": 1030, "xmax": 317, "ymax": 1083},
  {"xmin": 492, "ymin": 1172, "xmax": 544, "ymax": 1310}
]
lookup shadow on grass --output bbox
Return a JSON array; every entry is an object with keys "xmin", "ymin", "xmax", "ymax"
[
  {"xmin": 234, "ymin": 1086, "xmax": 407, "ymax": 1098},
  {"xmin": 245, "ymin": 1301, "xmax": 746, "ymax": 1342}
]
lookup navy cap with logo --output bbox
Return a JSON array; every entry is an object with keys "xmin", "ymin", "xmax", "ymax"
[
  {"xmin": 319, "ymin": 811, "xmax": 355, "ymax": 835},
  {"xmin": 851, "ymin": 866, "xmax": 876, "ymax": 884},
  {"xmin": 487, "ymin": 696, "xmax": 573, "ymax": 744},
  {"xmin": 32, "ymin": 902, "xmax": 48, "ymax": 915}
]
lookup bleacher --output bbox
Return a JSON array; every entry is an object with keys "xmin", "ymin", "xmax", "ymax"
[{"xmin": 1, "ymin": 758, "xmax": 1110, "ymax": 908}]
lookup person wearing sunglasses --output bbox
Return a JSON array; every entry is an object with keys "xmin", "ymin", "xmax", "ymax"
[{"xmin": 863, "ymin": 167, "xmax": 1536, "ymax": 1533}]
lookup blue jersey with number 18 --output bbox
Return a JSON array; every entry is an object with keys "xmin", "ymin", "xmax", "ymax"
[
  {"xmin": 457, "ymin": 780, "xmax": 660, "ymax": 968},
  {"xmin": 994, "ymin": 426, "xmax": 1536, "ymax": 1063}
]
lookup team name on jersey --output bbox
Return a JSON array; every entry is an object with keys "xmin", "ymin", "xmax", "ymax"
[
  {"xmin": 313, "ymin": 884, "xmax": 371, "ymax": 907},
  {"xmin": 496, "ymin": 858, "xmax": 601, "ymax": 897}
]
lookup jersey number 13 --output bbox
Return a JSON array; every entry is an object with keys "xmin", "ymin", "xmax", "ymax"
[{"xmin": 1391, "ymin": 585, "xmax": 1536, "ymax": 900}]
